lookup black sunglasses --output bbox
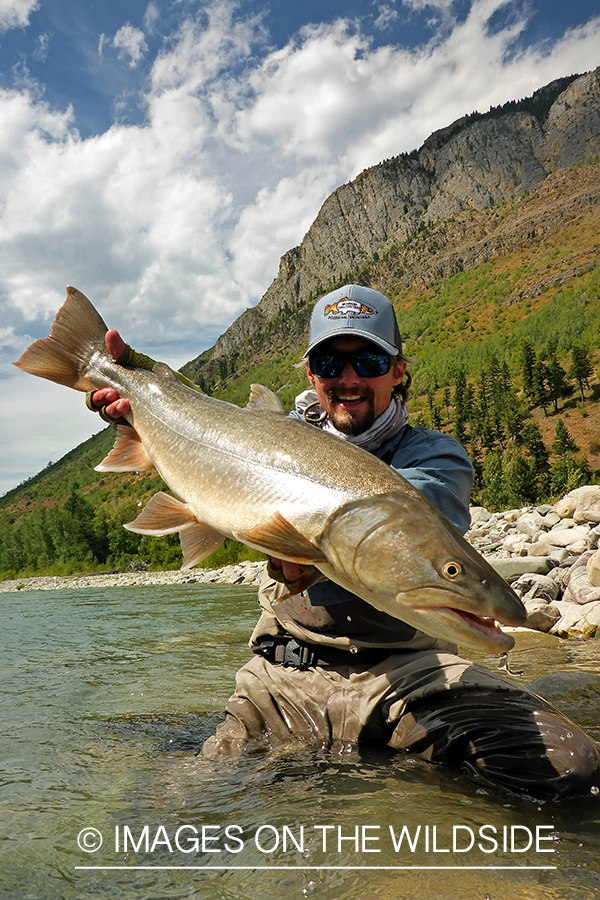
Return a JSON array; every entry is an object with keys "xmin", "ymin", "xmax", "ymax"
[{"xmin": 308, "ymin": 350, "xmax": 392, "ymax": 379}]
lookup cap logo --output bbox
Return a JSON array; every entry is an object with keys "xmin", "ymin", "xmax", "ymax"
[{"xmin": 323, "ymin": 298, "xmax": 377, "ymax": 319}]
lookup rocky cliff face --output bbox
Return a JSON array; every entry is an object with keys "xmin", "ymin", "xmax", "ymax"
[{"xmin": 184, "ymin": 68, "xmax": 600, "ymax": 378}]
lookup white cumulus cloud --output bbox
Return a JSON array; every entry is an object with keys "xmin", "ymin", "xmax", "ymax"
[
  {"xmin": 113, "ymin": 23, "xmax": 148, "ymax": 67},
  {"xmin": 0, "ymin": 0, "xmax": 38, "ymax": 33}
]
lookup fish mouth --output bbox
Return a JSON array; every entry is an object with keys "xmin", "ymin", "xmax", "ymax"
[
  {"xmin": 390, "ymin": 584, "xmax": 525, "ymax": 653},
  {"xmin": 405, "ymin": 603, "xmax": 518, "ymax": 652}
]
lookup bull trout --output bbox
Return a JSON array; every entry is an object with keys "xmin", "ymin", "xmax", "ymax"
[{"xmin": 15, "ymin": 287, "xmax": 526, "ymax": 652}]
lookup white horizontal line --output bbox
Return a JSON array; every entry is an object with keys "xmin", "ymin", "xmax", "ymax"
[{"xmin": 75, "ymin": 865, "xmax": 558, "ymax": 871}]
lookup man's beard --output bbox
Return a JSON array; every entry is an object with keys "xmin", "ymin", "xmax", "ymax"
[{"xmin": 324, "ymin": 388, "xmax": 376, "ymax": 435}]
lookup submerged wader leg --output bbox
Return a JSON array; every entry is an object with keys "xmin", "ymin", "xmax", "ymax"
[{"xmin": 386, "ymin": 682, "xmax": 600, "ymax": 801}]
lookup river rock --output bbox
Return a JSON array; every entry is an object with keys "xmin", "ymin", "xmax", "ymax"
[
  {"xmin": 523, "ymin": 601, "xmax": 561, "ymax": 632},
  {"xmin": 469, "ymin": 506, "xmax": 492, "ymax": 526},
  {"xmin": 527, "ymin": 671, "xmax": 600, "ymax": 699},
  {"xmin": 487, "ymin": 556, "xmax": 554, "ymax": 582},
  {"xmin": 562, "ymin": 554, "xmax": 600, "ymax": 605},
  {"xmin": 516, "ymin": 511, "xmax": 545, "ymax": 539},
  {"xmin": 550, "ymin": 599, "xmax": 600, "ymax": 637},
  {"xmin": 555, "ymin": 486, "xmax": 600, "ymax": 524},
  {"xmin": 529, "ymin": 526, "xmax": 589, "ymax": 552},
  {"xmin": 502, "ymin": 534, "xmax": 532, "ymax": 555},
  {"xmin": 511, "ymin": 573, "xmax": 560, "ymax": 603},
  {"xmin": 587, "ymin": 548, "xmax": 600, "ymax": 587},
  {"xmin": 586, "ymin": 526, "xmax": 600, "ymax": 552}
]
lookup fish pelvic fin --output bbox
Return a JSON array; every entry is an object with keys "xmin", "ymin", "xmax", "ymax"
[
  {"xmin": 246, "ymin": 384, "xmax": 287, "ymax": 415},
  {"xmin": 14, "ymin": 286, "xmax": 108, "ymax": 392},
  {"xmin": 124, "ymin": 491, "xmax": 225, "ymax": 569},
  {"xmin": 235, "ymin": 512, "xmax": 328, "ymax": 564},
  {"xmin": 94, "ymin": 425, "xmax": 155, "ymax": 473}
]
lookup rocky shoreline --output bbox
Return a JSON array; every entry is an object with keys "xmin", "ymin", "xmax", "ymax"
[
  {"xmin": 4, "ymin": 485, "xmax": 600, "ymax": 640},
  {"xmin": 0, "ymin": 559, "xmax": 267, "ymax": 594}
]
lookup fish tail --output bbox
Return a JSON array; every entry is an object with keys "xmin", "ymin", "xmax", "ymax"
[{"xmin": 14, "ymin": 286, "xmax": 109, "ymax": 392}]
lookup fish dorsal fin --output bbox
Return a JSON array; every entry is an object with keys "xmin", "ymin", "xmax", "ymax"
[
  {"xmin": 124, "ymin": 491, "xmax": 197, "ymax": 534},
  {"xmin": 124, "ymin": 491, "xmax": 226, "ymax": 569},
  {"xmin": 94, "ymin": 425, "xmax": 155, "ymax": 472},
  {"xmin": 153, "ymin": 362, "xmax": 177, "ymax": 380},
  {"xmin": 246, "ymin": 383, "xmax": 287, "ymax": 415},
  {"xmin": 235, "ymin": 512, "xmax": 327, "ymax": 564}
]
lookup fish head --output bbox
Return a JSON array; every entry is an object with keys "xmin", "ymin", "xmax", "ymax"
[{"xmin": 320, "ymin": 492, "xmax": 527, "ymax": 653}]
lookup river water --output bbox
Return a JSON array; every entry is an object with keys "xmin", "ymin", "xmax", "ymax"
[{"xmin": 1, "ymin": 582, "xmax": 600, "ymax": 900}]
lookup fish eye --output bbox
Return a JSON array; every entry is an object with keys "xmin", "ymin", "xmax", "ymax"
[{"xmin": 443, "ymin": 561, "xmax": 462, "ymax": 579}]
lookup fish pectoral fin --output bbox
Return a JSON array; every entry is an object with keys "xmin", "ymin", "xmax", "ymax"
[
  {"xmin": 124, "ymin": 491, "xmax": 225, "ymax": 569},
  {"xmin": 124, "ymin": 491, "xmax": 198, "ymax": 534},
  {"xmin": 235, "ymin": 513, "xmax": 328, "ymax": 564},
  {"xmin": 246, "ymin": 383, "xmax": 287, "ymax": 415},
  {"xmin": 179, "ymin": 523, "xmax": 226, "ymax": 570},
  {"xmin": 94, "ymin": 425, "xmax": 155, "ymax": 473}
]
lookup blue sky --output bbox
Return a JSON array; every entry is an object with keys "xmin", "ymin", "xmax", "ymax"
[{"xmin": 2, "ymin": 0, "xmax": 600, "ymax": 495}]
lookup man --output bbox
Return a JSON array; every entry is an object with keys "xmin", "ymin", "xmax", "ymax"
[{"xmin": 91, "ymin": 284, "xmax": 600, "ymax": 802}]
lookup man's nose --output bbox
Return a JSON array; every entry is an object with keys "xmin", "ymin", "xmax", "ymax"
[{"xmin": 337, "ymin": 361, "xmax": 360, "ymax": 384}]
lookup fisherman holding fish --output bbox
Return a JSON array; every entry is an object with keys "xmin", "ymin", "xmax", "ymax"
[{"xmin": 19, "ymin": 284, "xmax": 600, "ymax": 801}]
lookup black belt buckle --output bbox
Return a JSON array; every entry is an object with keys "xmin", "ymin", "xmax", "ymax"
[
  {"xmin": 252, "ymin": 637, "xmax": 278, "ymax": 662},
  {"xmin": 253, "ymin": 636, "xmax": 316, "ymax": 669},
  {"xmin": 282, "ymin": 638, "xmax": 314, "ymax": 669}
]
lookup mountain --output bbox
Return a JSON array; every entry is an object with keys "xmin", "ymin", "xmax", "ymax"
[
  {"xmin": 2, "ymin": 67, "xmax": 600, "ymax": 577},
  {"xmin": 182, "ymin": 67, "xmax": 600, "ymax": 390}
]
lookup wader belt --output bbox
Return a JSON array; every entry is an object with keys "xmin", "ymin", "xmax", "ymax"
[{"xmin": 252, "ymin": 635, "xmax": 392, "ymax": 670}]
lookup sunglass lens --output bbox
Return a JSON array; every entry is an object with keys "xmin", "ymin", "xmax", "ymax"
[
  {"xmin": 353, "ymin": 353, "xmax": 390, "ymax": 377},
  {"xmin": 310, "ymin": 352, "xmax": 390, "ymax": 378}
]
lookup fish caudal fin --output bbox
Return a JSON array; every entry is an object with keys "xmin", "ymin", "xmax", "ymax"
[
  {"xmin": 14, "ymin": 286, "xmax": 108, "ymax": 392},
  {"xmin": 95, "ymin": 425, "xmax": 155, "ymax": 473},
  {"xmin": 124, "ymin": 491, "xmax": 226, "ymax": 569}
]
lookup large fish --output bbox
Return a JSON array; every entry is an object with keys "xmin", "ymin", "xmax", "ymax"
[{"xmin": 15, "ymin": 287, "xmax": 526, "ymax": 652}]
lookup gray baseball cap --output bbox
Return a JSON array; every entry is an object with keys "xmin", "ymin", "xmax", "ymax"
[{"xmin": 305, "ymin": 284, "xmax": 402, "ymax": 356}]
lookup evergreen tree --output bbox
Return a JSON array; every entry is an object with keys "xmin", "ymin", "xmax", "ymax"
[
  {"xmin": 531, "ymin": 359, "xmax": 550, "ymax": 415},
  {"xmin": 569, "ymin": 343, "xmax": 594, "ymax": 403},
  {"xmin": 547, "ymin": 351, "xmax": 568, "ymax": 413},
  {"xmin": 551, "ymin": 454, "xmax": 592, "ymax": 497},
  {"xmin": 480, "ymin": 451, "xmax": 506, "ymax": 511},
  {"xmin": 519, "ymin": 339, "xmax": 536, "ymax": 401},
  {"xmin": 443, "ymin": 387, "xmax": 451, "ymax": 420},
  {"xmin": 522, "ymin": 423, "xmax": 550, "ymax": 498},
  {"xmin": 502, "ymin": 444, "xmax": 537, "ymax": 507},
  {"xmin": 552, "ymin": 419, "xmax": 577, "ymax": 456},
  {"xmin": 452, "ymin": 369, "xmax": 469, "ymax": 447}
]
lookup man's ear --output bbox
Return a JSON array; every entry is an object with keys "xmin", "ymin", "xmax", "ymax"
[
  {"xmin": 306, "ymin": 361, "xmax": 317, "ymax": 388},
  {"xmin": 391, "ymin": 359, "xmax": 407, "ymax": 389}
]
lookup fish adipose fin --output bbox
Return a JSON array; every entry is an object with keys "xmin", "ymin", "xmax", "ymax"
[
  {"xmin": 246, "ymin": 384, "xmax": 287, "ymax": 415},
  {"xmin": 235, "ymin": 512, "xmax": 328, "ymax": 564},
  {"xmin": 95, "ymin": 425, "xmax": 155, "ymax": 472},
  {"xmin": 14, "ymin": 286, "xmax": 108, "ymax": 392},
  {"xmin": 124, "ymin": 491, "xmax": 225, "ymax": 569}
]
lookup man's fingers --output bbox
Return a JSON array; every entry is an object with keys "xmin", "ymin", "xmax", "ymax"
[
  {"xmin": 90, "ymin": 389, "xmax": 131, "ymax": 419},
  {"xmin": 106, "ymin": 398, "xmax": 131, "ymax": 418},
  {"xmin": 105, "ymin": 329, "xmax": 126, "ymax": 361},
  {"xmin": 91, "ymin": 388, "xmax": 119, "ymax": 408}
]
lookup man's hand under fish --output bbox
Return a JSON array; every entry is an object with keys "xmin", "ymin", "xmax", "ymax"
[{"xmin": 90, "ymin": 330, "xmax": 130, "ymax": 418}]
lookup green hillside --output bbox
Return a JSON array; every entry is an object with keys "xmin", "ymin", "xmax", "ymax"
[{"xmin": 2, "ymin": 162, "xmax": 600, "ymax": 580}]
